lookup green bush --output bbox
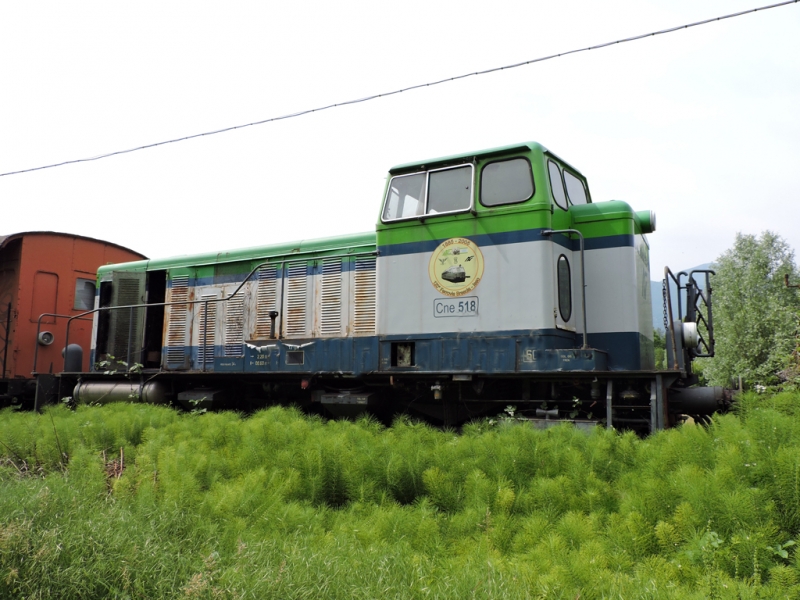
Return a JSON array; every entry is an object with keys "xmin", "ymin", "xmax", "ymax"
[{"xmin": 1, "ymin": 393, "xmax": 800, "ymax": 598}]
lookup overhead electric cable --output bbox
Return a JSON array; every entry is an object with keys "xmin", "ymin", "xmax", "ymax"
[{"xmin": 1, "ymin": 0, "xmax": 797, "ymax": 178}]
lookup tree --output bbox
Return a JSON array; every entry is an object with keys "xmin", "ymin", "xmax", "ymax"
[
  {"xmin": 700, "ymin": 231, "xmax": 800, "ymax": 388},
  {"xmin": 653, "ymin": 328, "xmax": 667, "ymax": 370}
]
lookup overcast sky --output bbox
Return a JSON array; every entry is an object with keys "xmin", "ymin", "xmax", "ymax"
[{"xmin": 2, "ymin": 0, "xmax": 799, "ymax": 277}]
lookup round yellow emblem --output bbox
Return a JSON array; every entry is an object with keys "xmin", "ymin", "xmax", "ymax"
[{"xmin": 428, "ymin": 238, "xmax": 485, "ymax": 297}]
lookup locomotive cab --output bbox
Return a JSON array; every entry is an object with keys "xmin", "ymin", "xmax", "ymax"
[{"xmin": 375, "ymin": 142, "xmax": 653, "ymax": 374}]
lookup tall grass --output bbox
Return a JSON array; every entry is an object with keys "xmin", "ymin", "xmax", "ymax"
[{"xmin": 2, "ymin": 393, "xmax": 800, "ymax": 598}]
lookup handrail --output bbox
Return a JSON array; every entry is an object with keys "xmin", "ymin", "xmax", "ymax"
[
  {"xmin": 663, "ymin": 267, "xmax": 681, "ymax": 369},
  {"xmin": 31, "ymin": 313, "xmax": 94, "ymax": 375},
  {"xmin": 686, "ymin": 269, "xmax": 715, "ymax": 357},
  {"xmin": 663, "ymin": 267, "xmax": 716, "ymax": 369},
  {"xmin": 64, "ymin": 250, "xmax": 378, "ymax": 374}
]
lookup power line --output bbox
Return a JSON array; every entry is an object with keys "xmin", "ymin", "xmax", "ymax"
[{"xmin": 2, "ymin": 0, "xmax": 797, "ymax": 178}]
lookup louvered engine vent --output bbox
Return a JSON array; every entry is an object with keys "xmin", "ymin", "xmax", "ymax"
[
  {"xmin": 165, "ymin": 275, "xmax": 189, "ymax": 365},
  {"xmin": 352, "ymin": 257, "xmax": 376, "ymax": 335}
]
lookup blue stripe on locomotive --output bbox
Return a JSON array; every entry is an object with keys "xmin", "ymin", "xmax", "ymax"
[
  {"xmin": 377, "ymin": 228, "xmax": 634, "ymax": 258},
  {"xmin": 167, "ymin": 329, "xmax": 648, "ymax": 376},
  {"xmin": 166, "ymin": 258, "xmax": 373, "ymax": 288}
]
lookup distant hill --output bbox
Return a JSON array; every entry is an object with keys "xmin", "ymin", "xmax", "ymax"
[{"xmin": 650, "ymin": 263, "xmax": 713, "ymax": 332}]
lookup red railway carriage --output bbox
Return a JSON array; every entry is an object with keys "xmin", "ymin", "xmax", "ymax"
[{"xmin": 0, "ymin": 232, "xmax": 145, "ymax": 406}]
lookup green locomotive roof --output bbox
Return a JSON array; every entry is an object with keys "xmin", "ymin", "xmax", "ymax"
[
  {"xmin": 388, "ymin": 142, "xmax": 548, "ymax": 174},
  {"xmin": 98, "ymin": 231, "xmax": 376, "ymax": 276},
  {"xmin": 387, "ymin": 141, "xmax": 586, "ymax": 188}
]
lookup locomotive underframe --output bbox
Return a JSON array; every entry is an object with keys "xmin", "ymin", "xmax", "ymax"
[{"xmin": 57, "ymin": 367, "xmax": 723, "ymax": 435}]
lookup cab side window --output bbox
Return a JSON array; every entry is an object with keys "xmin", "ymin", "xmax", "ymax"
[
  {"xmin": 382, "ymin": 173, "xmax": 426, "ymax": 220},
  {"xmin": 480, "ymin": 158, "xmax": 534, "ymax": 207},
  {"xmin": 548, "ymin": 160, "xmax": 568, "ymax": 211},
  {"xmin": 564, "ymin": 171, "xmax": 588, "ymax": 205},
  {"xmin": 428, "ymin": 165, "xmax": 472, "ymax": 214}
]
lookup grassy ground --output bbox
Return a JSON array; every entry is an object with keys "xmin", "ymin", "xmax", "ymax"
[{"xmin": 2, "ymin": 394, "xmax": 800, "ymax": 599}]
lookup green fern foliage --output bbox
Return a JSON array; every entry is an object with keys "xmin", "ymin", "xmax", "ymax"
[{"xmin": 2, "ymin": 391, "xmax": 800, "ymax": 597}]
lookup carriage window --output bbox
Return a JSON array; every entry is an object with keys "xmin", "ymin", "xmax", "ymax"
[
  {"xmin": 428, "ymin": 166, "xmax": 472, "ymax": 214},
  {"xmin": 548, "ymin": 161, "xmax": 568, "ymax": 211},
  {"xmin": 382, "ymin": 173, "xmax": 426, "ymax": 220},
  {"xmin": 382, "ymin": 165, "xmax": 473, "ymax": 221},
  {"xmin": 74, "ymin": 278, "xmax": 96, "ymax": 310},
  {"xmin": 557, "ymin": 255, "xmax": 572, "ymax": 321},
  {"xmin": 564, "ymin": 171, "xmax": 588, "ymax": 205},
  {"xmin": 480, "ymin": 158, "xmax": 534, "ymax": 206}
]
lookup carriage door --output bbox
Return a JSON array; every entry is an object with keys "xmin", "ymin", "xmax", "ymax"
[{"xmin": 553, "ymin": 252, "xmax": 576, "ymax": 333}]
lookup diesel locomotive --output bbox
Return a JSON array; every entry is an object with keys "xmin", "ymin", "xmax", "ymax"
[{"xmin": 55, "ymin": 142, "xmax": 724, "ymax": 432}]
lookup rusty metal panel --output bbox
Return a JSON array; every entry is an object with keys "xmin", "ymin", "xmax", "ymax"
[
  {"xmin": 0, "ymin": 240, "xmax": 20, "ymax": 379},
  {"xmin": 224, "ymin": 291, "xmax": 245, "ymax": 356},
  {"xmin": 197, "ymin": 292, "xmax": 218, "ymax": 367},
  {"xmin": 164, "ymin": 275, "xmax": 191, "ymax": 368},
  {"xmin": 283, "ymin": 263, "xmax": 308, "ymax": 339},
  {"xmin": 318, "ymin": 258, "xmax": 343, "ymax": 337},
  {"xmin": 253, "ymin": 264, "xmax": 279, "ymax": 339},
  {"xmin": 72, "ymin": 237, "xmax": 101, "ymax": 275}
]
